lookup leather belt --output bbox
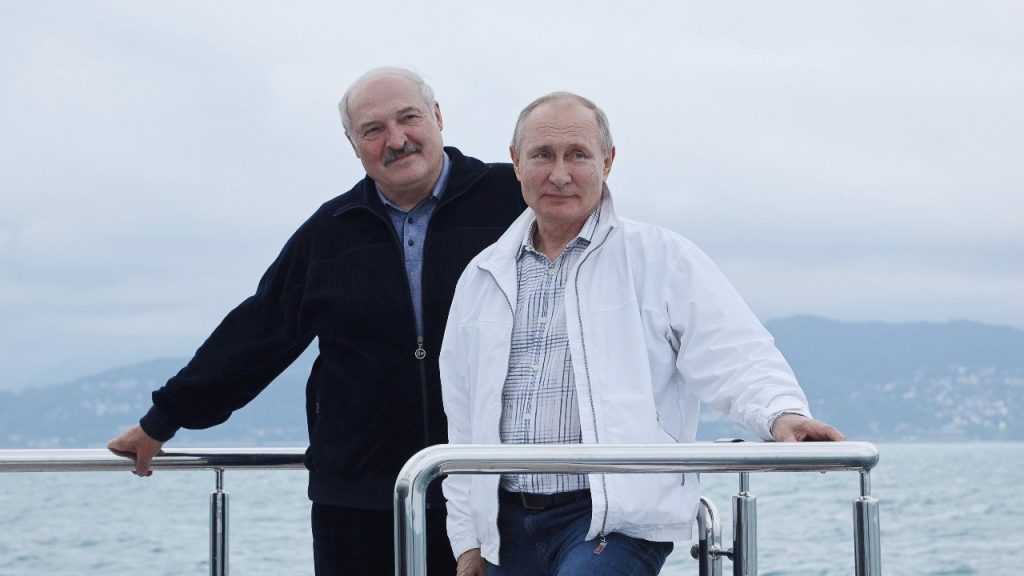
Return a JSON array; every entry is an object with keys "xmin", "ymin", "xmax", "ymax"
[{"xmin": 499, "ymin": 489, "xmax": 590, "ymax": 511}]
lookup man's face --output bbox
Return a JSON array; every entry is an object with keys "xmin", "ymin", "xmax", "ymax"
[
  {"xmin": 346, "ymin": 74, "xmax": 445, "ymax": 198},
  {"xmin": 511, "ymin": 99, "xmax": 614, "ymax": 230}
]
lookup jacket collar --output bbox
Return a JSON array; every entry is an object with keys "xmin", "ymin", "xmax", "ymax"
[
  {"xmin": 517, "ymin": 205, "xmax": 601, "ymax": 261},
  {"xmin": 477, "ymin": 186, "xmax": 620, "ymax": 296},
  {"xmin": 331, "ymin": 146, "xmax": 487, "ymax": 218}
]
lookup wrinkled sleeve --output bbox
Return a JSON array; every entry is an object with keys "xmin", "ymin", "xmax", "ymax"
[
  {"xmin": 665, "ymin": 242, "xmax": 811, "ymax": 440},
  {"xmin": 439, "ymin": 271, "xmax": 480, "ymax": 560},
  {"xmin": 141, "ymin": 224, "xmax": 317, "ymax": 441}
]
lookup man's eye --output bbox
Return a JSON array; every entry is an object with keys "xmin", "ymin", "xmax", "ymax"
[{"xmin": 363, "ymin": 127, "xmax": 380, "ymax": 137}]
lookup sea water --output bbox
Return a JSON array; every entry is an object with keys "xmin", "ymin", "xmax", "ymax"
[{"xmin": 1, "ymin": 443, "xmax": 1021, "ymax": 575}]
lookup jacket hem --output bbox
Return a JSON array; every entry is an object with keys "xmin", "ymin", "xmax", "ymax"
[{"xmin": 610, "ymin": 521, "xmax": 693, "ymax": 543}]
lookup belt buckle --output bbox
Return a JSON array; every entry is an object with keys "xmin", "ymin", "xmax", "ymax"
[{"xmin": 519, "ymin": 492, "xmax": 547, "ymax": 511}]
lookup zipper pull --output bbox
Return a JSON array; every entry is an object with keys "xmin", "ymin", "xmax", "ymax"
[
  {"xmin": 414, "ymin": 336, "xmax": 426, "ymax": 360},
  {"xmin": 593, "ymin": 533, "xmax": 608, "ymax": 555}
]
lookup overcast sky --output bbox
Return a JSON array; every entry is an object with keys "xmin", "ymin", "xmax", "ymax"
[{"xmin": 2, "ymin": 1, "xmax": 1022, "ymax": 390}]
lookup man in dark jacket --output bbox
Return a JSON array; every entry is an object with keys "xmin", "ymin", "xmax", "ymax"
[{"xmin": 107, "ymin": 67, "xmax": 525, "ymax": 575}]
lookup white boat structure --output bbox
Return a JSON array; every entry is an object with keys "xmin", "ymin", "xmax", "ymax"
[{"xmin": 0, "ymin": 441, "xmax": 881, "ymax": 576}]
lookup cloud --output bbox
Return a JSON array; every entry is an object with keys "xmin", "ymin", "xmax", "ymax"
[{"xmin": 2, "ymin": 1, "xmax": 1022, "ymax": 388}]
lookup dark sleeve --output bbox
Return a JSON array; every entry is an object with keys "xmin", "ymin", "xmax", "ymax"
[{"xmin": 141, "ymin": 224, "xmax": 316, "ymax": 441}]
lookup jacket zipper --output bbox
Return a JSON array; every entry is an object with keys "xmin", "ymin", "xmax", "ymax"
[
  {"xmin": 344, "ymin": 162, "xmax": 488, "ymax": 446},
  {"xmin": 416, "ymin": 232, "xmax": 431, "ymax": 447},
  {"xmin": 371, "ymin": 206, "xmax": 431, "ymax": 445},
  {"xmin": 485, "ymin": 269, "xmax": 516, "ymax": 325},
  {"xmin": 412, "ymin": 193, "xmax": 460, "ymax": 446},
  {"xmin": 416, "ymin": 336, "xmax": 429, "ymax": 445},
  {"xmin": 486, "ymin": 229, "xmax": 610, "ymax": 549},
  {"xmin": 572, "ymin": 231, "xmax": 613, "ymax": 551}
]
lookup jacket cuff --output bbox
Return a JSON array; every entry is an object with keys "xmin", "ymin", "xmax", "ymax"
[
  {"xmin": 763, "ymin": 407, "xmax": 813, "ymax": 440},
  {"xmin": 140, "ymin": 405, "xmax": 181, "ymax": 442},
  {"xmin": 449, "ymin": 535, "xmax": 481, "ymax": 565}
]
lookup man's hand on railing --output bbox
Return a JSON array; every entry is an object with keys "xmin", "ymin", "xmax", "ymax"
[
  {"xmin": 107, "ymin": 424, "xmax": 165, "ymax": 476},
  {"xmin": 770, "ymin": 414, "xmax": 846, "ymax": 442},
  {"xmin": 456, "ymin": 548, "xmax": 486, "ymax": 576}
]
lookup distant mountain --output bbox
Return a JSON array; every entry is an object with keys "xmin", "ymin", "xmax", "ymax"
[
  {"xmin": 0, "ymin": 353, "xmax": 313, "ymax": 449},
  {"xmin": 2, "ymin": 317, "xmax": 1021, "ymax": 448},
  {"xmin": 698, "ymin": 316, "xmax": 1023, "ymax": 441}
]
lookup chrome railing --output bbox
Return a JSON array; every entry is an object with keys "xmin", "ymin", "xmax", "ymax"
[
  {"xmin": 0, "ymin": 448, "xmax": 307, "ymax": 472},
  {"xmin": 2, "ymin": 443, "xmax": 881, "ymax": 576},
  {"xmin": 0, "ymin": 447, "xmax": 307, "ymax": 576},
  {"xmin": 394, "ymin": 442, "xmax": 881, "ymax": 576}
]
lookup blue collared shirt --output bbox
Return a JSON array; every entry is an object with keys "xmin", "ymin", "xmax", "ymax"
[{"xmin": 376, "ymin": 152, "xmax": 451, "ymax": 334}]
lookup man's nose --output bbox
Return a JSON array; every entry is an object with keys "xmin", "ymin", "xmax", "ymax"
[
  {"xmin": 548, "ymin": 159, "xmax": 571, "ymax": 186},
  {"xmin": 385, "ymin": 126, "xmax": 407, "ymax": 150}
]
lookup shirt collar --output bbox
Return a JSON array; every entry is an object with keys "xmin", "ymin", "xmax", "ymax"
[
  {"xmin": 375, "ymin": 151, "xmax": 451, "ymax": 212},
  {"xmin": 518, "ymin": 203, "xmax": 602, "ymax": 261}
]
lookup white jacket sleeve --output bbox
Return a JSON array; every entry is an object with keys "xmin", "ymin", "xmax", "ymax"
[
  {"xmin": 439, "ymin": 273, "xmax": 480, "ymax": 560},
  {"xmin": 666, "ymin": 242, "xmax": 811, "ymax": 440}
]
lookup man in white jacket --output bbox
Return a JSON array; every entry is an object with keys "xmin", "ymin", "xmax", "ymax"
[{"xmin": 439, "ymin": 92, "xmax": 845, "ymax": 576}]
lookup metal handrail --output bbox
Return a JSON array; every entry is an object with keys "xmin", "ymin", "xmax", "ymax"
[
  {"xmin": 0, "ymin": 447, "xmax": 307, "ymax": 576},
  {"xmin": 393, "ymin": 441, "xmax": 881, "ymax": 576},
  {"xmin": 1, "ymin": 444, "xmax": 882, "ymax": 576},
  {"xmin": 0, "ymin": 447, "xmax": 307, "ymax": 472}
]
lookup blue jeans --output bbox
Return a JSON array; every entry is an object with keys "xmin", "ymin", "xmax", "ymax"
[{"xmin": 487, "ymin": 492, "xmax": 673, "ymax": 575}]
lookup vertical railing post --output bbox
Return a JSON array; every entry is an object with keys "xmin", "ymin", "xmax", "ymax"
[
  {"xmin": 853, "ymin": 471, "xmax": 881, "ymax": 576},
  {"xmin": 210, "ymin": 468, "xmax": 229, "ymax": 576},
  {"xmin": 692, "ymin": 496, "xmax": 724, "ymax": 576},
  {"xmin": 393, "ymin": 463, "xmax": 431, "ymax": 576},
  {"xmin": 732, "ymin": 472, "xmax": 757, "ymax": 576}
]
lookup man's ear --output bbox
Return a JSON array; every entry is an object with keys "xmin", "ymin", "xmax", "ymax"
[
  {"xmin": 433, "ymin": 102, "xmax": 444, "ymax": 131},
  {"xmin": 602, "ymin": 146, "xmax": 616, "ymax": 179},
  {"xmin": 509, "ymin": 146, "xmax": 522, "ymax": 181}
]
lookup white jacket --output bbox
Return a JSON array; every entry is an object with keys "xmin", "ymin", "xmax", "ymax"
[{"xmin": 439, "ymin": 193, "xmax": 811, "ymax": 564}]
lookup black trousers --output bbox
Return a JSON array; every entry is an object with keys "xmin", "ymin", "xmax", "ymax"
[{"xmin": 311, "ymin": 503, "xmax": 456, "ymax": 575}]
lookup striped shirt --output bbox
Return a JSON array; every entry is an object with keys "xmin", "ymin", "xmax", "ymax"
[{"xmin": 500, "ymin": 208, "xmax": 601, "ymax": 494}]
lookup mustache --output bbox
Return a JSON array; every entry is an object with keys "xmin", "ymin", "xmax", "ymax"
[{"xmin": 382, "ymin": 143, "xmax": 421, "ymax": 166}]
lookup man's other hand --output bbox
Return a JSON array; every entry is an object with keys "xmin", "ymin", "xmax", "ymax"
[
  {"xmin": 456, "ymin": 548, "xmax": 486, "ymax": 576},
  {"xmin": 107, "ymin": 424, "xmax": 165, "ymax": 476},
  {"xmin": 771, "ymin": 413, "xmax": 846, "ymax": 442}
]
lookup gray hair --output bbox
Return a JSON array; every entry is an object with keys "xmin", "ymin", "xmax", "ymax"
[
  {"xmin": 339, "ymin": 67, "xmax": 436, "ymax": 135},
  {"xmin": 510, "ymin": 92, "xmax": 614, "ymax": 156}
]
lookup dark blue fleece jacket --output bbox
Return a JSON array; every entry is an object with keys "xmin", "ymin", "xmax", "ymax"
[{"xmin": 141, "ymin": 147, "xmax": 525, "ymax": 508}]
